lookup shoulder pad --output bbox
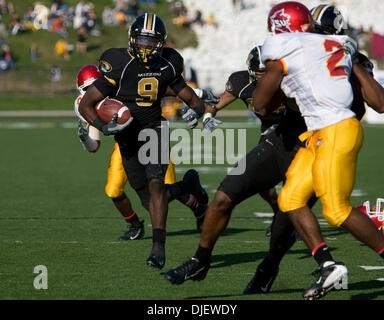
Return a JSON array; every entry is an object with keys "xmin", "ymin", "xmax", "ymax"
[
  {"xmin": 98, "ymin": 48, "xmax": 128, "ymax": 75},
  {"xmin": 228, "ymin": 70, "xmax": 249, "ymax": 83},
  {"xmin": 161, "ymin": 47, "xmax": 184, "ymax": 76}
]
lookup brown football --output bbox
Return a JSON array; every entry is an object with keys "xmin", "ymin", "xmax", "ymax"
[{"xmin": 95, "ymin": 98, "xmax": 131, "ymax": 124}]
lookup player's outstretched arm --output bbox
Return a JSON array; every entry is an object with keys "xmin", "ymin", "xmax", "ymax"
[
  {"xmin": 176, "ymin": 85, "xmax": 205, "ymax": 115},
  {"xmin": 207, "ymin": 91, "xmax": 237, "ymax": 116},
  {"xmin": 177, "ymin": 85, "xmax": 206, "ymax": 128},
  {"xmin": 200, "ymin": 91, "xmax": 237, "ymax": 133},
  {"xmin": 77, "ymin": 119, "xmax": 101, "ymax": 152},
  {"xmin": 252, "ymin": 60, "xmax": 284, "ymax": 116},
  {"xmin": 352, "ymin": 64, "xmax": 384, "ymax": 113}
]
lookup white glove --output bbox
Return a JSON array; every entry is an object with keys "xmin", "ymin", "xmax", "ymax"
[
  {"xmin": 344, "ymin": 37, "xmax": 359, "ymax": 64},
  {"xmin": 181, "ymin": 106, "xmax": 199, "ymax": 129},
  {"xmin": 77, "ymin": 119, "xmax": 89, "ymax": 141},
  {"xmin": 201, "ymin": 88, "xmax": 219, "ymax": 104},
  {"xmin": 203, "ymin": 113, "xmax": 222, "ymax": 133}
]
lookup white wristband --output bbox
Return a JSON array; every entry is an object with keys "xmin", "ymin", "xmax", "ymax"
[
  {"xmin": 203, "ymin": 113, "xmax": 213, "ymax": 122},
  {"xmin": 192, "ymin": 88, "xmax": 203, "ymax": 98},
  {"xmin": 80, "ymin": 136, "xmax": 99, "ymax": 152}
]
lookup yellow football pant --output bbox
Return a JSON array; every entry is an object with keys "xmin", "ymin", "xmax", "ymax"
[
  {"xmin": 105, "ymin": 143, "xmax": 176, "ymax": 198},
  {"xmin": 278, "ymin": 117, "xmax": 364, "ymax": 227}
]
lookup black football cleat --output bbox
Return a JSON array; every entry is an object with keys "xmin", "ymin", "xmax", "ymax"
[
  {"xmin": 183, "ymin": 169, "xmax": 208, "ymax": 205},
  {"xmin": 243, "ymin": 264, "xmax": 279, "ymax": 294},
  {"xmin": 118, "ymin": 220, "xmax": 145, "ymax": 240},
  {"xmin": 303, "ymin": 262, "xmax": 348, "ymax": 300},
  {"xmin": 146, "ymin": 255, "xmax": 166, "ymax": 270},
  {"xmin": 164, "ymin": 257, "xmax": 210, "ymax": 285}
]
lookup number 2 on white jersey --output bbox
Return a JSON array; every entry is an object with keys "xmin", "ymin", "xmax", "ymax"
[{"xmin": 323, "ymin": 39, "xmax": 347, "ymax": 77}]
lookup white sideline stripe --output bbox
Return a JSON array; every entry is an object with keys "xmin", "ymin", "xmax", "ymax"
[
  {"xmin": 253, "ymin": 212, "xmax": 274, "ymax": 218},
  {"xmin": 376, "ymin": 278, "xmax": 384, "ymax": 281},
  {"xmin": 359, "ymin": 266, "xmax": 384, "ymax": 271}
]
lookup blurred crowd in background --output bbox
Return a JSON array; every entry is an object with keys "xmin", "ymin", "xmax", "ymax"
[
  {"xmin": 0, "ymin": 0, "xmax": 161, "ymax": 70},
  {"xmin": 0, "ymin": 0, "xmax": 383, "ymax": 74}
]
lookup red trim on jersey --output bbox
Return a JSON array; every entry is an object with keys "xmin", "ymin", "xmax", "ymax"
[{"xmin": 278, "ymin": 59, "xmax": 287, "ymax": 75}]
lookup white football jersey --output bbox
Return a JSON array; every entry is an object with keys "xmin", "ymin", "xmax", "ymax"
[
  {"xmin": 74, "ymin": 94, "xmax": 87, "ymax": 122},
  {"xmin": 262, "ymin": 32, "xmax": 355, "ymax": 131},
  {"xmin": 74, "ymin": 94, "xmax": 100, "ymax": 141}
]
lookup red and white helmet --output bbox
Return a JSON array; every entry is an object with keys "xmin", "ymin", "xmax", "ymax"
[
  {"xmin": 357, "ymin": 198, "xmax": 384, "ymax": 230},
  {"xmin": 77, "ymin": 64, "xmax": 101, "ymax": 95},
  {"xmin": 268, "ymin": 1, "xmax": 314, "ymax": 35}
]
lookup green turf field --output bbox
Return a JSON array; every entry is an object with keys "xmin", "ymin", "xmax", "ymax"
[{"xmin": 0, "ymin": 117, "xmax": 383, "ymax": 301}]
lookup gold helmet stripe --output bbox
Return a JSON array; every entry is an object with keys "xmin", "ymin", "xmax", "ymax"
[
  {"xmin": 317, "ymin": 5, "xmax": 331, "ymax": 23},
  {"xmin": 143, "ymin": 13, "xmax": 156, "ymax": 33},
  {"xmin": 312, "ymin": 4, "xmax": 326, "ymax": 21}
]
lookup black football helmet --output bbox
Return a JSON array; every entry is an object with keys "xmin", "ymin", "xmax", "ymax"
[
  {"xmin": 246, "ymin": 45, "xmax": 265, "ymax": 81},
  {"xmin": 310, "ymin": 5, "xmax": 346, "ymax": 35},
  {"xmin": 129, "ymin": 13, "xmax": 167, "ymax": 65}
]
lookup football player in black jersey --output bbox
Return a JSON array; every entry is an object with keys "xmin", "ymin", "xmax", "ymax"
[
  {"xmin": 79, "ymin": 13, "xmax": 206, "ymax": 270},
  {"xmin": 203, "ymin": 46, "xmax": 285, "ymax": 236}
]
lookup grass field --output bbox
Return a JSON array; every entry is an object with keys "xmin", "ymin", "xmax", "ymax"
[
  {"xmin": 0, "ymin": 116, "xmax": 384, "ymax": 303},
  {"xmin": 0, "ymin": 93, "xmax": 248, "ymax": 111}
]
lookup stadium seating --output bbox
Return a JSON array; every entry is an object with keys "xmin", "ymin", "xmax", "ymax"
[{"xmin": 179, "ymin": 0, "xmax": 384, "ymax": 94}]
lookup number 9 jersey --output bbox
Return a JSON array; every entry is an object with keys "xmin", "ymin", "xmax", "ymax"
[
  {"xmin": 262, "ymin": 32, "xmax": 355, "ymax": 131},
  {"xmin": 92, "ymin": 46, "xmax": 187, "ymax": 128}
]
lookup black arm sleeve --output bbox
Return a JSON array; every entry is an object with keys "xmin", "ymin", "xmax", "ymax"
[
  {"xmin": 93, "ymin": 76, "xmax": 117, "ymax": 98},
  {"xmin": 169, "ymin": 75, "xmax": 187, "ymax": 94}
]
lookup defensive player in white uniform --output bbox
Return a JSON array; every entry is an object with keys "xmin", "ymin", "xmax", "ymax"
[{"xmin": 253, "ymin": 1, "xmax": 384, "ymax": 300}]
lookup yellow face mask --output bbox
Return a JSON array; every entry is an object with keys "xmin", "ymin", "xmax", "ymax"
[{"xmin": 139, "ymin": 48, "xmax": 152, "ymax": 63}]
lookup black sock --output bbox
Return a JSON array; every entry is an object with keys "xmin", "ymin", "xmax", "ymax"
[
  {"xmin": 186, "ymin": 195, "xmax": 204, "ymax": 217},
  {"xmin": 194, "ymin": 245, "xmax": 212, "ymax": 265},
  {"xmin": 152, "ymin": 229, "xmax": 166, "ymax": 256},
  {"xmin": 124, "ymin": 212, "xmax": 141, "ymax": 228},
  {"xmin": 267, "ymin": 210, "xmax": 296, "ymax": 268},
  {"xmin": 312, "ymin": 242, "xmax": 334, "ymax": 267},
  {"xmin": 166, "ymin": 181, "xmax": 186, "ymax": 199}
]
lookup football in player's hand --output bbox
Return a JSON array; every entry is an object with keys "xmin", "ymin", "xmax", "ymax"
[{"xmin": 96, "ymin": 98, "xmax": 131, "ymax": 124}]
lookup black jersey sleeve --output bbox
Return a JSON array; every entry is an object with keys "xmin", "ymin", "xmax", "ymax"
[
  {"xmin": 162, "ymin": 48, "xmax": 187, "ymax": 94},
  {"xmin": 93, "ymin": 48, "xmax": 127, "ymax": 97}
]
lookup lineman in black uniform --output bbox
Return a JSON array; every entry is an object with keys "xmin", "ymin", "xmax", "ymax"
[
  {"xmin": 203, "ymin": 46, "xmax": 286, "ymax": 233},
  {"xmin": 79, "ymin": 13, "xmax": 206, "ymax": 270}
]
